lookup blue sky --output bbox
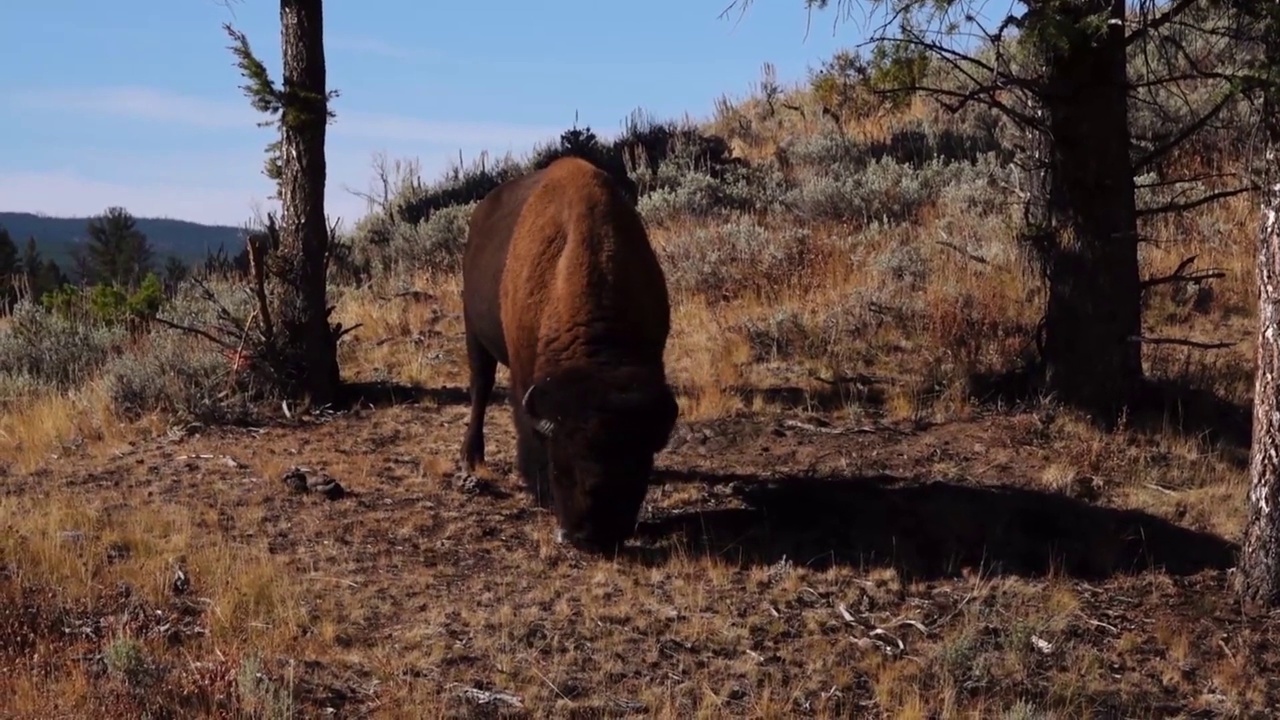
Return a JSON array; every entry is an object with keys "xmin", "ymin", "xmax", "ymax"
[{"xmin": 0, "ymin": 0, "xmax": 887, "ymax": 228}]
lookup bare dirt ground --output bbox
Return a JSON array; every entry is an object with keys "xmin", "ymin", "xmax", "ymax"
[{"xmin": 3, "ymin": 369, "xmax": 1276, "ymax": 718}]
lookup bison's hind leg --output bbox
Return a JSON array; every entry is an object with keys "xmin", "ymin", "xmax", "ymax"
[
  {"xmin": 460, "ymin": 331, "xmax": 498, "ymax": 471},
  {"xmin": 514, "ymin": 417, "xmax": 554, "ymax": 509}
]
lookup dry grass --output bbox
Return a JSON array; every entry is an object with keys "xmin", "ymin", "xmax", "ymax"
[
  {"xmin": 0, "ymin": 384, "xmax": 151, "ymax": 474},
  {"xmin": 0, "ymin": 401, "xmax": 1262, "ymax": 718},
  {"xmin": 0, "ymin": 489, "xmax": 307, "ymax": 717},
  {"xmin": 0, "ymin": 71, "xmax": 1275, "ymax": 717}
]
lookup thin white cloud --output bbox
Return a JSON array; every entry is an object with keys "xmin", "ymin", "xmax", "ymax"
[
  {"xmin": 0, "ymin": 170, "xmax": 369, "ymax": 229},
  {"xmin": 9, "ymin": 85, "xmax": 562, "ymax": 148},
  {"xmin": 3, "ymin": 86, "xmax": 564, "ymax": 227},
  {"xmin": 0, "ymin": 138, "xmax": 505, "ymax": 227},
  {"xmin": 13, "ymin": 86, "xmax": 253, "ymax": 130}
]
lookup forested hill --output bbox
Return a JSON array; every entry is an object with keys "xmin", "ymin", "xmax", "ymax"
[{"xmin": 0, "ymin": 211, "xmax": 246, "ymax": 267}]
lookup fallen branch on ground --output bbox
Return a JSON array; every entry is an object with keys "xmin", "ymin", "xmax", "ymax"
[
  {"xmin": 450, "ymin": 684, "xmax": 524, "ymax": 709},
  {"xmin": 808, "ymin": 371, "xmax": 887, "ymax": 386},
  {"xmin": 936, "ymin": 239, "xmax": 989, "ymax": 265}
]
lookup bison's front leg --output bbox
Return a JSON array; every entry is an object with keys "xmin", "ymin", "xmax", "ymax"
[
  {"xmin": 513, "ymin": 413, "xmax": 554, "ymax": 509},
  {"xmin": 460, "ymin": 331, "xmax": 498, "ymax": 471}
]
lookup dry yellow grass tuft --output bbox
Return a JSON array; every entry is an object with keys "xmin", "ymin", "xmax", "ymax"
[
  {"xmin": 0, "ymin": 384, "xmax": 150, "ymax": 474},
  {"xmin": 0, "ymin": 489, "xmax": 306, "ymax": 716}
]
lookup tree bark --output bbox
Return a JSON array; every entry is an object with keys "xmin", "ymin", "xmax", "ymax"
[
  {"xmin": 269, "ymin": 0, "xmax": 339, "ymax": 405},
  {"xmin": 1239, "ymin": 22, "xmax": 1280, "ymax": 609},
  {"xmin": 1031, "ymin": 0, "xmax": 1144, "ymax": 424}
]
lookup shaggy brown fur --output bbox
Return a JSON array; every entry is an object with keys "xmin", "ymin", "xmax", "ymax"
[{"xmin": 459, "ymin": 156, "xmax": 679, "ymax": 550}]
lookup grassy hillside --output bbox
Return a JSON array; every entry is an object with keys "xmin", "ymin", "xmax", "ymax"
[
  {"xmin": 0, "ymin": 24, "xmax": 1273, "ymax": 719},
  {"xmin": 0, "ymin": 211, "xmax": 247, "ymax": 268}
]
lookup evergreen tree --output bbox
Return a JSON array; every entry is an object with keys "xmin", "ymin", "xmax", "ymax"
[
  {"xmin": 40, "ymin": 259, "xmax": 67, "ymax": 297},
  {"xmin": 68, "ymin": 245, "xmax": 93, "ymax": 285},
  {"xmin": 0, "ymin": 226, "xmax": 17, "ymax": 311},
  {"xmin": 20, "ymin": 237, "xmax": 42, "ymax": 300},
  {"xmin": 163, "ymin": 256, "xmax": 190, "ymax": 295},
  {"xmin": 13, "ymin": 238, "xmax": 68, "ymax": 302},
  {"xmin": 84, "ymin": 206, "xmax": 154, "ymax": 289}
]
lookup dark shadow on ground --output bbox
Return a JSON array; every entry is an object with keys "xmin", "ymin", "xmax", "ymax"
[
  {"xmin": 1130, "ymin": 378, "xmax": 1252, "ymax": 453},
  {"xmin": 966, "ymin": 366, "xmax": 1044, "ymax": 410},
  {"xmin": 337, "ymin": 381, "xmax": 511, "ymax": 409},
  {"xmin": 968, "ymin": 368, "xmax": 1252, "ymax": 456},
  {"xmin": 722, "ymin": 381, "xmax": 887, "ymax": 413},
  {"xmin": 339, "ymin": 379, "xmax": 885, "ymax": 415},
  {"xmin": 633, "ymin": 471, "xmax": 1237, "ymax": 582}
]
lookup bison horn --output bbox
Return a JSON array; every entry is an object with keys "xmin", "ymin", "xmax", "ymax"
[{"xmin": 522, "ymin": 384, "xmax": 557, "ymax": 437}]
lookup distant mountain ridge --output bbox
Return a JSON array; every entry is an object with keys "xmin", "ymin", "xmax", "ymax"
[{"xmin": 0, "ymin": 211, "xmax": 249, "ymax": 269}]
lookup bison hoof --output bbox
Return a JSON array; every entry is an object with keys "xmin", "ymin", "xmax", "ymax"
[{"xmin": 554, "ymin": 528, "xmax": 627, "ymax": 554}]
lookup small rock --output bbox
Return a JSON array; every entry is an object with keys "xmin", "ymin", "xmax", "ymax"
[
  {"xmin": 312, "ymin": 480, "xmax": 347, "ymax": 501},
  {"xmin": 454, "ymin": 473, "xmax": 482, "ymax": 495},
  {"xmin": 171, "ymin": 566, "xmax": 191, "ymax": 596},
  {"xmin": 282, "ymin": 468, "xmax": 309, "ymax": 494},
  {"xmin": 455, "ymin": 686, "xmax": 524, "ymax": 709},
  {"xmin": 104, "ymin": 542, "xmax": 131, "ymax": 563},
  {"xmin": 1031, "ymin": 634, "xmax": 1054, "ymax": 654},
  {"xmin": 451, "ymin": 472, "xmax": 509, "ymax": 499},
  {"xmin": 281, "ymin": 466, "xmax": 347, "ymax": 500}
]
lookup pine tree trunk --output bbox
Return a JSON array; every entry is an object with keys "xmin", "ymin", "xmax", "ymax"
[
  {"xmin": 1028, "ymin": 0, "xmax": 1144, "ymax": 423},
  {"xmin": 1239, "ymin": 27, "xmax": 1280, "ymax": 609},
  {"xmin": 269, "ymin": 0, "xmax": 339, "ymax": 405}
]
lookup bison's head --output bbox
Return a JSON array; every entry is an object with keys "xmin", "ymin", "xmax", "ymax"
[{"xmin": 521, "ymin": 365, "xmax": 679, "ymax": 551}]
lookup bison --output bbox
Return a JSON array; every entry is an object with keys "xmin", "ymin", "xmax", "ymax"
[{"xmin": 458, "ymin": 156, "xmax": 679, "ymax": 551}]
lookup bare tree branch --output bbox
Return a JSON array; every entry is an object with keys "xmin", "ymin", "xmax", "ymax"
[
  {"xmin": 1137, "ymin": 186, "xmax": 1256, "ymax": 217},
  {"xmin": 1130, "ymin": 73, "xmax": 1238, "ymax": 89},
  {"xmin": 1139, "ymin": 254, "xmax": 1227, "ymax": 289},
  {"xmin": 1133, "ymin": 91, "xmax": 1239, "ymax": 172},
  {"xmin": 152, "ymin": 316, "xmax": 238, "ymax": 351},
  {"xmin": 809, "ymin": 371, "xmax": 889, "ymax": 386},
  {"xmin": 1125, "ymin": 0, "xmax": 1202, "ymax": 48},
  {"xmin": 246, "ymin": 224, "xmax": 277, "ymax": 352},
  {"xmin": 1134, "ymin": 172, "xmax": 1236, "ymax": 188},
  {"xmin": 873, "ymin": 82, "xmax": 1045, "ymax": 129},
  {"xmin": 936, "ymin": 239, "xmax": 990, "ymax": 264},
  {"xmin": 1128, "ymin": 335, "xmax": 1237, "ymax": 350}
]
